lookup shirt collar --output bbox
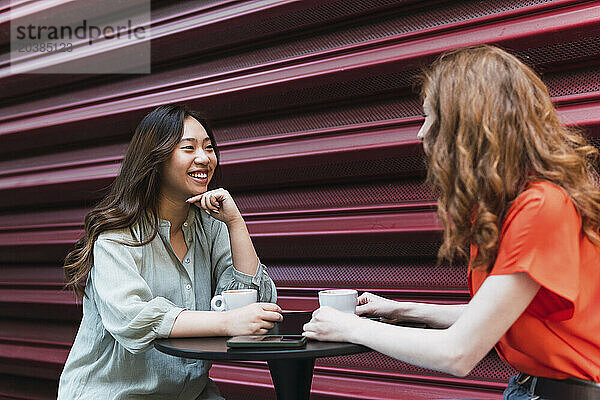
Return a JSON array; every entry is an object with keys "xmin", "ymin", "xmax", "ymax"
[{"xmin": 157, "ymin": 206, "xmax": 196, "ymax": 240}]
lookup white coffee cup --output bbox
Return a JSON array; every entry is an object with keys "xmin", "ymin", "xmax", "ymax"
[
  {"xmin": 211, "ymin": 289, "xmax": 257, "ymax": 311},
  {"xmin": 318, "ymin": 289, "xmax": 358, "ymax": 313}
]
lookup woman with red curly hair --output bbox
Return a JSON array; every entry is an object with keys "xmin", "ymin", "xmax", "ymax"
[{"xmin": 303, "ymin": 45, "xmax": 600, "ymax": 399}]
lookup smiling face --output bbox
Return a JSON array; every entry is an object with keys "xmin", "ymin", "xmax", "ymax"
[{"xmin": 159, "ymin": 117, "xmax": 218, "ymax": 202}]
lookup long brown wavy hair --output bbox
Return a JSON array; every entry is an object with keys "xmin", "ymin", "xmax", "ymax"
[
  {"xmin": 64, "ymin": 104, "xmax": 220, "ymax": 298},
  {"xmin": 420, "ymin": 45, "xmax": 600, "ymax": 271}
]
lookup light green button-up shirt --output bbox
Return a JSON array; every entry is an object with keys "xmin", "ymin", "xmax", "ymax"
[{"xmin": 58, "ymin": 207, "xmax": 277, "ymax": 399}]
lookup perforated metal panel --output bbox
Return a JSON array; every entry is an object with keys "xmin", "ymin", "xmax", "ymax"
[
  {"xmin": 513, "ymin": 35, "xmax": 600, "ymax": 70},
  {"xmin": 317, "ymin": 351, "xmax": 516, "ymax": 383},
  {"xmin": 223, "ymin": 153, "xmax": 427, "ymax": 190},
  {"xmin": 235, "ymin": 179, "xmax": 436, "ymax": 213},
  {"xmin": 544, "ymin": 66, "xmax": 600, "ymax": 97},
  {"xmin": 216, "ymin": 97, "xmax": 423, "ymax": 141},
  {"xmin": 268, "ymin": 262, "xmax": 466, "ymax": 289}
]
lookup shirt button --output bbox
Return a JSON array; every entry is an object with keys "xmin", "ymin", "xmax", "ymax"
[
  {"xmin": 185, "ymin": 258, "xmax": 190, "ymax": 263},
  {"xmin": 186, "ymin": 284, "xmax": 191, "ymax": 290},
  {"xmin": 183, "ymin": 222, "xmax": 188, "ymax": 227}
]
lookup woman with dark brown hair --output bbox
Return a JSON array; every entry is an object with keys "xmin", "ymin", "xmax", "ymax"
[
  {"xmin": 303, "ymin": 45, "xmax": 600, "ymax": 399},
  {"xmin": 58, "ymin": 105, "xmax": 281, "ymax": 399}
]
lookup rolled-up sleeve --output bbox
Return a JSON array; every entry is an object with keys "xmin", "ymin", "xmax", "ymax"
[
  {"xmin": 210, "ymin": 221, "xmax": 277, "ymax": 303},
  {"xmin": 89, "ymin": 236, "xmax": 185, "ymax": 353}
]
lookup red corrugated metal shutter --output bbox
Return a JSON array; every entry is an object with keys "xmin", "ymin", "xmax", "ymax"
[{"xmin": 1, "ymin": 0, "xmax": 599, "ymax": 398}]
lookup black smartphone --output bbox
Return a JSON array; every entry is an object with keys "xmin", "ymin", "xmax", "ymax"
[{"xmin": 226, "ymin": 335, "xmax": 308, "ymax": 348}]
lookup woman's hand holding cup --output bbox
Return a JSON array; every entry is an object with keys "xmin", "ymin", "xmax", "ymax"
[
  {"xmin": 210, "ymin": 289, "xmax": 282, "ymax": 336},
  {"xmin": 303, "ymin": 289, "xmax": 360, "ymax": 342},
  {"xmin": 224, "ymin": 303, "xmax": 283, "ymax": 336},
  {"xmin": 303, "ymin": 306, "xmax": 360, "ymax": 342},
  {"xmin": 355, "ymin": 292, "xmax": 401, "ymax": 321},
  {"xmin": 304, "ymin": 290, "xmax": 403, "ymax": 342}
]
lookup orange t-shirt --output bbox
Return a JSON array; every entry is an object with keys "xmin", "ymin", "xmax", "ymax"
[{"xmin": 468, "ymin": 181, "xmax": 600, "ymax": 382}]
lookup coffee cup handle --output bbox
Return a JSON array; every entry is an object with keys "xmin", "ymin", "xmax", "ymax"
[{"xmin": 210, "ymin": 295, "xmax": 226, "ymax": 312}]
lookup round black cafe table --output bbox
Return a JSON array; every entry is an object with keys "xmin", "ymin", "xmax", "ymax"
[{"xmin": 154, "ymin": 311, "xmax": 369, "ymax": 400}]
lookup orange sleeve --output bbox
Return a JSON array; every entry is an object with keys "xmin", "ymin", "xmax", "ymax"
[{"xmin": 490, "ymin": 184, "xmax": 580, "ymax": 321}]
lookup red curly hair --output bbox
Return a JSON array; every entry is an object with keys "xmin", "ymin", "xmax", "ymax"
[{"xmin": 420, "ymin": 45, "xmax": 600, "ymax": 271}]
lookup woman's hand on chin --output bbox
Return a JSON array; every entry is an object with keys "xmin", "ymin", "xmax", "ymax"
[
  {"xmin": 302, "ymin": 306, "xmax": 361, "ymax": 343},
  {"xmin": 186, "ymin": 188, "xmax": 243, "ymax": 225}
]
